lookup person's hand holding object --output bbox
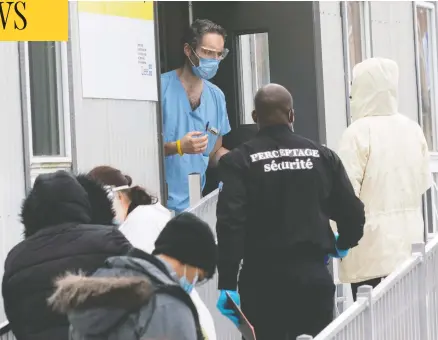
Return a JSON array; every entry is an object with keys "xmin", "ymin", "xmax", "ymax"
[
  {"xmin": 217, "ymin": 290, "xmax": 240, "ymax": 326},
  {"xmin": 180, "ymin": 131, "xmax": 208, "ymax": 154}
]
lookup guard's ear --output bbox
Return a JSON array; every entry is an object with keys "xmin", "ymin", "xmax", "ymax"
[
  {"xmin": 252, "ymin": 110, "xmax": 258, "ymax": 124},
  {"xmin": 289, "ymin": 109, "xmax": 295, "ymax": 124}
]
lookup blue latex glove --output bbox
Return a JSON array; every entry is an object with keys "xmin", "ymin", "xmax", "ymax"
[
  {"xmin": 217, "ymin": 290, "xmax": 240, "ymax": 326},
  {"xmin": 328, "ymin": 233, "xmax": 349, "ymax": 259}
]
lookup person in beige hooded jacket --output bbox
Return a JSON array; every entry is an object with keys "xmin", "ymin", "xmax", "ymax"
[{"xmin": 336, "ymin": 57, "xmax": 432, "ymax": 300}]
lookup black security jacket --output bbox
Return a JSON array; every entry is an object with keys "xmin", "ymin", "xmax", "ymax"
[{"xmin": 216, "ymin": 124, "xmax": 365, "ymax": 290}]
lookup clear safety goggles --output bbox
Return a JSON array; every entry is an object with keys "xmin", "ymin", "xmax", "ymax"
[{"xmin": 196, "ymin": 46, "xmax": 229, "ymax": 61}]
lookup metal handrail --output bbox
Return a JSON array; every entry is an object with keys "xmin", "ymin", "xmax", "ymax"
[
  {"xmin": 186, "ymin": 188, "xmax": 219, "ymax": 213},
  {"xmin": 312, "ymin": 299, "xmax": 368, "ymax": 339},
  {"xmin": 371, "ymin": 253, "xmax": 422, "ymax": 301},
  {"xmin": 0, "ymin": 321, "xmax": 10, "ymax": 335},
  {"xmin": 296, "ymin": 237, "xmax": 438, "ymax": 339}
]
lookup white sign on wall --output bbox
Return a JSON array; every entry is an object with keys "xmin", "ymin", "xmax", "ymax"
[{"xmin": 77, "ymin": 2, "xmax": 158, "ymax": 101}]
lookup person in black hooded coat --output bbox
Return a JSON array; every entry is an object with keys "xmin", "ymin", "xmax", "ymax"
[{"xmin": 1, "ymin": 170, "xmax": 132, "ymax": 340}]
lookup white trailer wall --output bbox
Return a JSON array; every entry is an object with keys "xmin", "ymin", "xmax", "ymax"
[
  {"xmin": 370, "ymin": 1, "xmax": 419, "ymax": 123},
  {"xmin": 0, "ymin": 43, "xmax": 26, "ymax": 323},
  {"xmin": 69, "ymin": 3, "xmax": 162, "ymax": 198},
  {"xmin": 320, "ymin": 1, "xmax": 419, "ymax": 147},
  {"xmin": 0, "ymin": 3, "xmax": 163, "ymax": 322},
  {"xmin": 319, "ymin": 1, "xmax": 348, "ymax": 150}
]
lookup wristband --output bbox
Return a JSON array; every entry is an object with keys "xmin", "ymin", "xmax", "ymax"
[{"xmin": 176, "ymin": 140, "xmax": 183, "ymax": 156}]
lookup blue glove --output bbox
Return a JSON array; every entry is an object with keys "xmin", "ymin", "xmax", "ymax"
[
  {"xmin": 217, "ymin": 290, "xmax": 240, "ymax": 326},
  {"xmin": 328, "ymin": 233, "xmax": 349, "ymax": 259}
]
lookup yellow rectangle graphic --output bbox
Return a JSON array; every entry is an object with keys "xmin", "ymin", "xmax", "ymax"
[
  {"xmin": 78, "ymin": 1, "xmax": 154, "ymax": 21},
  {"xmin": 0, "ymin": 0, "xmax": 68, "ymax": 41}
]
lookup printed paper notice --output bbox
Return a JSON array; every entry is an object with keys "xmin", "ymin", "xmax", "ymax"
[{"xmin": 78, "ymin": 2, "xmax": 158, "ymax": 101}]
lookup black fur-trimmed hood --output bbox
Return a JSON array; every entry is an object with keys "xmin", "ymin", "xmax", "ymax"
[{"xmin": 21, "ymin": 171, "xmax": 115, "ymax": 238}]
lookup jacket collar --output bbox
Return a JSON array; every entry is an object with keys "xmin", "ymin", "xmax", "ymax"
[
  {"xmin": 257, "ymin": 123, "xmax": 293, "ymax": 137},
  {"xmin": 127, "ymin": 248, "xmax": 176, "ymax": 282}
]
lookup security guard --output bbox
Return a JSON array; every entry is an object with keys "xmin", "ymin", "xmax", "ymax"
[{"xmin": 215, "ymin": 84, "xmax": 365, "ymax": 339}]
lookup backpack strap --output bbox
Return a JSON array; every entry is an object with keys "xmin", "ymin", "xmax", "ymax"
[{"xmin": 155, "ymin": 285, "xmax": 205, "ymax": 340}]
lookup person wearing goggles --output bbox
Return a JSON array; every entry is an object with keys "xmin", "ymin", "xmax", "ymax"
[{"xmin": 162, "ymin": 19, "xmax": 231, "ymax": 214}]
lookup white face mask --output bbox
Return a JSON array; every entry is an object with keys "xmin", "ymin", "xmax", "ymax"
[{"xmin": 112, "ymin": 196, "xmax": 123, "ymax": 225}]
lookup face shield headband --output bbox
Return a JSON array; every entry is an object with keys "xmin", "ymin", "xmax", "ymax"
[{"xmin": 104, "ymin": 185, "xmax": 130, "ymax": 202}]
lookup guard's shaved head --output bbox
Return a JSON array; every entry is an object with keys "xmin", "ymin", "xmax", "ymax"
[{"xmin": 252, "ymin": 84, "xmax": 294, "ymax": 128}]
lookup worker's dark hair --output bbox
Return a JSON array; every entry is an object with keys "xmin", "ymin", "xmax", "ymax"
[
  {"xmin": 126, "ymin": 185, "xmax": 158, "ymax": 215},
  {"xmin": 88, "ymin": 166, "xmax": 132, "ymax": 187},
  {"xmin": 88, "ymin": 166, "xmax": 158, "ymax": 215},
  {"xmin": 182, "ymin": 19, "xmax": 227, "ymax": 50}
]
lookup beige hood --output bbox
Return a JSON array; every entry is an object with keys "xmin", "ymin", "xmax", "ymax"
[{"xmin": 350, "ymin": 57, "xmax": 399, "ymax": 122}]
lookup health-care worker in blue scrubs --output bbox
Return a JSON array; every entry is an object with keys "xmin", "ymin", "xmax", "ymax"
[{"xmin": 161, "ymin": 19, "xmax": 231, "ymax": 213}]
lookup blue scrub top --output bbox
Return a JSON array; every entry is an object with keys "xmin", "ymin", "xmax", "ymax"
[{"xmin": 161, "ymin": 70, "xmax": 231, "ymax": 213}]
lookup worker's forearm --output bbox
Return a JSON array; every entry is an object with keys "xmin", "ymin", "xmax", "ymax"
[
  {"xmin": 210, "ymin": 147, "xmax": 229, "ymax": 167},
  {"xmin": 164, "ymin": 142, "xmax": 178, "ymax": 156}
]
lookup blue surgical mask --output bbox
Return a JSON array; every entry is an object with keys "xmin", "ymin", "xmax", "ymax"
[
  {"xmin": 179, "ymin": 266, "xmax": 198, "ymax": 294},
  {"xmin": 192, "ymin": 58, "xmax": 220, "ymax": 80},
  {"xmin": 189, "ymin": 48, "xmax": 220, "ymax": 80}
]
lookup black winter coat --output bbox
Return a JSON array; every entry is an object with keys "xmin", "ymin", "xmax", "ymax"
[{"xmin": 2, "ymin": 171, "xmax": 132, "ymax": 340}]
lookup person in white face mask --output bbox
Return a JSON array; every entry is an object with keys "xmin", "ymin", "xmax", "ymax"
[
  {"xmin": 88, "ymin": 166, "xmax": 217, "ymax": 340},
  {"xmin": 335, "ymin": 58, "xmax": 432, "ymax": 300}
]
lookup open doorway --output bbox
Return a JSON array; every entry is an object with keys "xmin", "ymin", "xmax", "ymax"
[
  {"xmin": 157, "ymin": 1, "xmax": 325, "ymax": 138},
  {"xmin": 156, "ymin": 1, "xmax": 325, "ymax": 194},
  {"xmin": 157, "ymin": 1, "xmax": 189, "ymax": 74}
]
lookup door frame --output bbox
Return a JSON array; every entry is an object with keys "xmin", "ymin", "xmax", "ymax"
[{"xmin": 230, "ymin": 27, "xmax": 271, "ymax": 129}]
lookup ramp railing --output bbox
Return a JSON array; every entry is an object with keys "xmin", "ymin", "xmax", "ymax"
[
  {"xmin": 0, "ymin": 321, "xmax": 14, "ymax": 340},
  {"xmin": 425, "ymin": 235, "xmax": 438, "ymax": 339},
  {"xmin": 186, "ymin": 184, "xmax": 241, "ymax": 340},
  {"xmin": 297, "ymin": 236, "xmax": 438, "ymax": 339}
]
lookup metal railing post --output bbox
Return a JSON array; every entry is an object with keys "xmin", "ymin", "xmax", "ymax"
[
  {"xmin": 412, "ymin": 242, "xmax": 428, "ymax": 340},
  {"xmin": 335, "ymin": 282, "xmax": 346, "ymax": 315},
  {"xmin": 0, "ymin": 321, "xmax": 14, "ymax": 339},
  {"xmin": 188, "ymin": 173, "xmax": 202, "ymax": 207},
  {"xmin": 296, "ymin": 335, "xmax": 313, "ymax": 340},
  {"xmin": 357, "ymin": 285, "xmax": 374, "ymax": 340}
]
